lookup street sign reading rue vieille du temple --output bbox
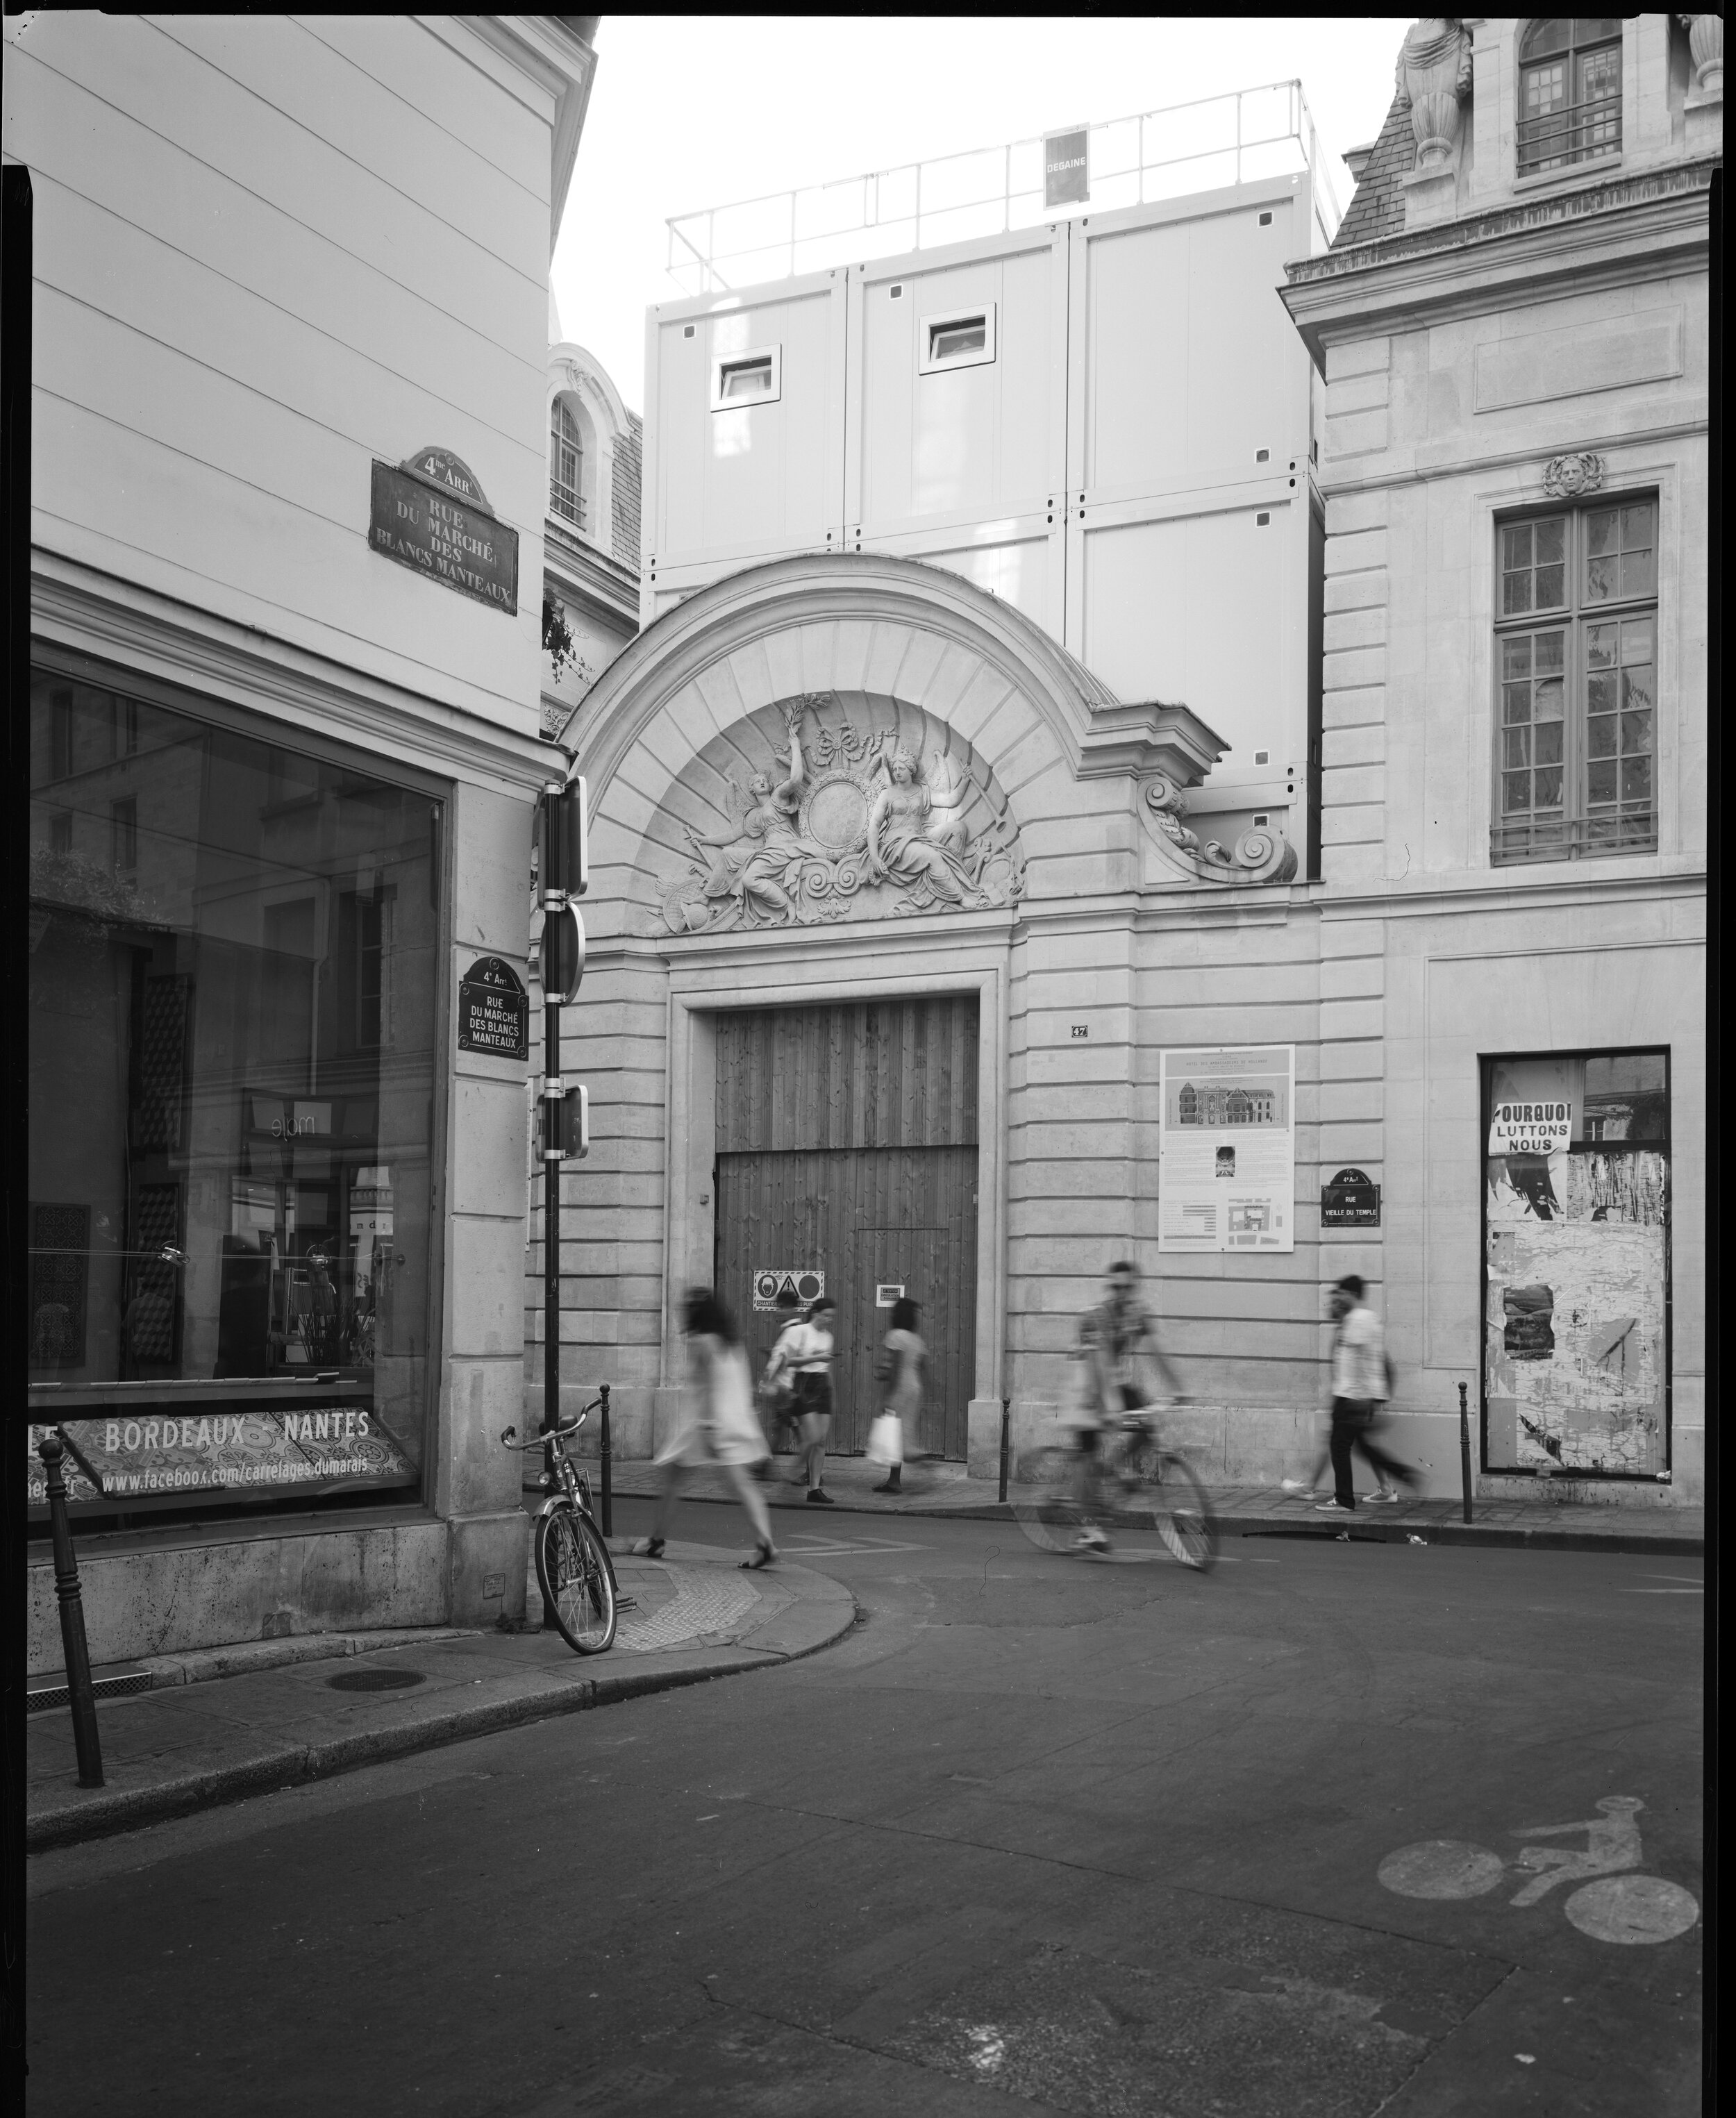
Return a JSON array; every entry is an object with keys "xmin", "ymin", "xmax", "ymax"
[{"xmin": 369, "ymin": 447, "xmax": 519, "ymax": 613}]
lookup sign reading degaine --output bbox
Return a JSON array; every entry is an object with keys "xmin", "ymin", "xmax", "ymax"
[
  {"xmin": 1044, "ymin": 125, "xmax": 1090, "ymax": 209},
  {"xmin": 369, "ymin": 460, "xmax": 518, "ymax": 613}
]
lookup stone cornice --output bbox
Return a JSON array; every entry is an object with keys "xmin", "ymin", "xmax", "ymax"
[
  {"xmin": 1283, "ymin": 158, "xmax": 1716, "ymax": 360},
  {"xmin": 542, "ymin": 514, "xmax": 638, "ymax": 626},
  {"xmin": 31, "ymin": 548, "xmax": 559, "ymax": 795}
]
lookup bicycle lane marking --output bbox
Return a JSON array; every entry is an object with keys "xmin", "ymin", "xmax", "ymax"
[{"xmin": 1376, "ymin": 1796, "xmax": 1699, "ymax": 1944}]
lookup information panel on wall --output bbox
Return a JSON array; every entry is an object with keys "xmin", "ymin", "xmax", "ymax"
[{"xmin": 1158, "ymin": 1045, "xmax": 1295, "ymax": 1253}]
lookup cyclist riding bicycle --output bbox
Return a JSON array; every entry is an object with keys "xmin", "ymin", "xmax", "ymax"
[{"xmin": 1066, "ymin": 1259, "xmax": 1189, "ymax": 1552}]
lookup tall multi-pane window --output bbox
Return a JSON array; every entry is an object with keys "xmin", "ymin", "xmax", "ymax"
[
  {"xmin": 1494, "ymin": 497, "xmax": 1658, "ymax": 864},
  {"xmin": 1518, "ymin": 20, "xmax": 1623, "ymax": 175},
  {"xmin": 549, "ymin": 399, "xmax": 583, "ymax": 527}
]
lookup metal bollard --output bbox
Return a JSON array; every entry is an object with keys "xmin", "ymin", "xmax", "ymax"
[
  {"xmin": 599, "ymin": 1381, "xmax": 612, "ymax": 1539},
  {"xmin": 999, "ymin": 1396, "xmax": 1011, "ymax": 1505},
  {"xmin": 1458, "ymin": 1381, "xmax": 1474, "ymax": 1524},
  {"xmin": 37, "ymin": 1430, "xmax": 103, "ymax": 1787}
]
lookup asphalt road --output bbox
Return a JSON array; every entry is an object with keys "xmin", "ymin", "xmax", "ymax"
[{"xmin": 26, "ymin": 1504, "xmax": 1703, "ymax": 2117}]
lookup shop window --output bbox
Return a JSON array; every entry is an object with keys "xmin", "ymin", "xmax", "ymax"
[
  {"xmin": 710, "ymin": 347, "xmax": 781, "ymax": 408},
  {"xmin": 1518, "ymin": 19, "xmax": 1623, "ymax": 176},
  {"xmin": 1492, "ymin": 495, "xmax": 1657, "ymax": 863},
  {"xmin": 26, "ymin": 667, "xmax": 443, "ymax": 1530},
  {"xmin": 1482, "ymin": 1049, "xmax": 1669, "ymax": 1481},
  {"xmin": 549, "ymin": 399, "xmax": 584, "ymax": 527},
  {"xmin": 919, "ymin": 303, "xmax": 997, "ymax": 375}
]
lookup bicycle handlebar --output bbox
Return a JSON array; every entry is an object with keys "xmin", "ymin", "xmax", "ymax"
[{"xmin": 500, "ymin": 1403, "xmax": 595, "ymax": 1450}]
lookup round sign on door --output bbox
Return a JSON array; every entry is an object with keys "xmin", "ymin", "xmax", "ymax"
[{"xmin": 752, "ymin": 1269, "xmax": 824, "ymax": 1311}]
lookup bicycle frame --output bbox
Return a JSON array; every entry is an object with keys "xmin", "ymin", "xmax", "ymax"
[{"xmin": 508, "ymin": 1405, "xmax": 621, "ymax": 1596}]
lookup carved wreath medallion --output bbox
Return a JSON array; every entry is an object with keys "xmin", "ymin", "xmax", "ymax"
[{"xmin": 656, "ymin": 694, "xmax": 1025, "ymax": 935}]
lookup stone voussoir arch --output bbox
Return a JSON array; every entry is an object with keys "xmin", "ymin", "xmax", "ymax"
[{"xmin": 570, "ymin": 551, "xmax": 1121, "ymax": 829}]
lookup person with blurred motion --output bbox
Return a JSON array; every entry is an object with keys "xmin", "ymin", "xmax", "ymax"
[
  {"xmin": 1068, "ymin": 1260, "xmax": 1187, "ymax": 1553},
  {"xmin": 640, "ymin": 1287, "xmax": 778, "ymax": 1568},
  {"xmin": 1314, "ymin": 1274, "xmax": 1417, "ymax": 1515},
  {"xmin": 869, "ymin": 1295, "xmax": 925, "ymax": 1494}
]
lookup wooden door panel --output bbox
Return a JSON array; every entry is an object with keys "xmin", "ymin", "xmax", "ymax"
[{"xmin": 716, "ymin": 1144, "xmax": 977, "ymax": 1458}]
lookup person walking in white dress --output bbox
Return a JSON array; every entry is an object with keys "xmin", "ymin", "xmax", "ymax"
[
  {"xmin": 870, "ymin": 1296, "xmax": 925, "ymax": 1494},
  {"xmin": 641, "ymin": 1287, "xmax": 778, "ymax": 1569}
]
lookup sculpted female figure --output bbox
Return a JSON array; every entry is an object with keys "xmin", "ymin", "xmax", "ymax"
[
  {"xmin": 864, "ymin": 747, "xmax": 975, "ymax": 904},
  {"xmin": 684, "ymin": 708, "xmax": 810, "ymax": 924}
]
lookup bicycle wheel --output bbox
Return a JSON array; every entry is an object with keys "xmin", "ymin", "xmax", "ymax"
[
  {"xmin": 1010, "ymin": 1446, "xmax": 1087, "ymax": 1553},
  {"xmin": 536, "ymin": 1508, "xmax": 617, "ymax": 1653},
  {"xmin": 1151, "ymin": 1452, "xmax": 1218, "ymax": 1572}
]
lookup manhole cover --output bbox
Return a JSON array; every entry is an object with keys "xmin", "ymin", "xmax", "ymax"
[{"xmin": 326, "ymin": 1666, "xmax": 426, "ymax": 1692}]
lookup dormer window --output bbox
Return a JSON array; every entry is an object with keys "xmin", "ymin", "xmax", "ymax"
[
  {"xmin": 1518, "ymin": 19, "xmax": 1623, "ymax": 176},
  {"xmin": 550, "ymin": 400, "xmax": 583, "ymax": 527}
]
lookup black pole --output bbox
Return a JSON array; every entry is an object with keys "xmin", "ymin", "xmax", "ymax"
[
  {"xmin": 600, "ymin": 1381, "xmax": 613, "ymax": 1537},
  {"xmin": 541, "ymin": 988, "xmax": 561, "ymax": 1629},
  {"xmin": 1458, "ymin": 1380, "xmax": 1474, "ymax": 1525},
  {"xmin": 37, "ymin": 1432, "xmax": 103, "ymax": 1788},
  {"xmin": 999, "ymin": 1396, "xmax": 1011, "ymax": 1504}
]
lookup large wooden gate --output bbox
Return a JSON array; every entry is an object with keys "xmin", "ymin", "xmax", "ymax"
[{"xmin": 713, "ymin": 997, "xmax": 978, "ymax": 1459}]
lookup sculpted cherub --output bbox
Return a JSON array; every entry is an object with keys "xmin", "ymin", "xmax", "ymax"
[
  {"xmin": 683, "ymin": 704, "xmax": 811, "ymax": 924},
  {"xmin": 864, "ymin": 745, "xmax": 976, "ymax": 904}
]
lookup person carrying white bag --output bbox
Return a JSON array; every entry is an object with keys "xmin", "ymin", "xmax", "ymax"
[{"xmin": 868, "ymin": 1296, "xmax": 925, "ymax": 1495}]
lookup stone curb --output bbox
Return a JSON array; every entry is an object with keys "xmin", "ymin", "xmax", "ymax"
[
  {"xmin": 640, "ymin": 1489, "xmax": 1705, "ymax": 1557},
  {"xmin": 28, "ymin": 1565, "xmax": 856, "ymax": 1853}
]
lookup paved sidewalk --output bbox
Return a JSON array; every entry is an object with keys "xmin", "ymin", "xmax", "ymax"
[
  {"xmin": 594, "ymin": 1452, "xmax": 1705, "ymax": 1555},
  {"xmin": 27, "ymin": 1540, "xmax": 853, "ymax": 1851}
]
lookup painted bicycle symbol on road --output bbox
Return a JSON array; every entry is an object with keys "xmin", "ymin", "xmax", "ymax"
[{"xmin": 1378, "ymin": 1796, "xmax": 1698, "ymax": 1945}]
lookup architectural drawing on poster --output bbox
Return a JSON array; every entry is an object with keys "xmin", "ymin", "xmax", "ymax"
[{"xmin": 1158, "ymin": 1047, "xmax": 1295, "ymax": 1253}]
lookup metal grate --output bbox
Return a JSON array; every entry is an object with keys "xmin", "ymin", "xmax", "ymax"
[{"xmin": 27, "ymin": 1670, "xmax": 156, "ymax": 1715}]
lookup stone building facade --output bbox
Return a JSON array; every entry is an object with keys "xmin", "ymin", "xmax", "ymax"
[
  {"xmin": 540, "ymin": 313, "xmax": 641, "ymax": 742},
  {"xmin": 1282, "ymin": 14, "xmax": 1712, "ymax": 1503},
  {"xmin": 541, "ymin": 26, "xmax": 1709, "ymax": 1510},
  {"xmin": 14, "ymin": 12, "xmax": 601, "ymax": 1672}
]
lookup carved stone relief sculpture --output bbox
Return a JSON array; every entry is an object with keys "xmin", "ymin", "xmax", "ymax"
[
  {"xmin": 1140, "ymin": 776, "xmax": 1299, "ymax": 885},
  {"xmin": 1394, "ymin": 17, "xmax": 1474, "ymax": 169},
  {"xmin": 1543, "ymin": 453, "xmax": 1606, "ymax": 499},
  {"xmin": 654, "ymin": 693, "xmax": 1025, "ymax": 935}
]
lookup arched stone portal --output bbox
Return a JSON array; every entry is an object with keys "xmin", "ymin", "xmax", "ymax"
[{"xmin": 548, "ymin": 552, "xmax": 1301, "ymax": 1473}]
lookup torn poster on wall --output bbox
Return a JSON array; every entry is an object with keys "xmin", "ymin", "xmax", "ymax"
[{"xmin": 1484, "ymin": 1053, "xmax": 1669, "ymax": 1478}]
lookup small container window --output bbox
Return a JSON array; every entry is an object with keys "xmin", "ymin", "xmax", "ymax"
[
  {"xmin": 918, "ymin": 302, "xmax": 997, "ymax": 375},
  {"xmin": 710, "ymin": 346, "xmax": 782, "ymax": 411}
]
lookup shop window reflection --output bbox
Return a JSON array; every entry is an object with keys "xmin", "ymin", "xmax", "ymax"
[{"xmin": 26, "ymin": 667, "xmax": 441, "ymax": 1519}]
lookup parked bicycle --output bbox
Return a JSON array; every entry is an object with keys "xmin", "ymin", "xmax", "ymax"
[
  {"xmin": 1012, "ymin": 1403, "xmax": 1219, "ymax": 1571},
  {"xmin": 502, "ymin": 1400, "xmax": 617, "ymax": 1653}
]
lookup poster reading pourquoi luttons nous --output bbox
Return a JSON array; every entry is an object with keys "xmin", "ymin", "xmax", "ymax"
[{"xmin": 1158, "ymin": 1046, "xmax": 1296, "ymax": 1254}]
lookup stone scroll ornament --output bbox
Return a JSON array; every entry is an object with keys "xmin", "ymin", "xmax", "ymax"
[
  {"xmin": 658, "ymin": 695, "xmax": 1025, "ymax": 935},
  {"xmin": 1140, "ymin": 775, "xmax": 1299, "ymax": 885}
]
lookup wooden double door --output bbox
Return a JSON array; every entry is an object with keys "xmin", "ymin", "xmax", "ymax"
[{"xmin": 713, "ymin": 997, "xmax": 979, "ymax": 1459}]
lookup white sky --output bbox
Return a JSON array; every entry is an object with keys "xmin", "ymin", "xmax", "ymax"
[{"xmin": 551, "ymin": 15, "xmax": 1409, "ymax": 413}]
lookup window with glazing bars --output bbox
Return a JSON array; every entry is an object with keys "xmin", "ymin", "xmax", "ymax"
[
  {"xmin": 1494, "ymin": 497, "xmax": 1658, "ymax": 863},
  {"xmin": 1518, "ymin": 19, "xmax": 1622, "ymax": 175},
  {"xmin": 549, "ymin": 401, "xmax": 583, "ymax": 527}
]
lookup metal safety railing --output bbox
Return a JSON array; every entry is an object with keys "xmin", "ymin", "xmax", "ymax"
[
  {"xmin": 1517, "ymin": 95, "xmax": 1623, "ymax": 176},
  {"xmin": 665, "ymin": 79, "xmax": 1344, "ymax": 298}
]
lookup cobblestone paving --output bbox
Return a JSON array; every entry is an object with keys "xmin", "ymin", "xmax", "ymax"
[{"xmin": 615, "ymin": 1565, "xmax": 760, "ymax": 1653}]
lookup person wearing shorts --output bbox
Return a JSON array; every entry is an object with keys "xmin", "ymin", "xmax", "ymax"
[{"xmin": 1069, "ymin": 1260, "xmax": 1187, "ymax": 1551}]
